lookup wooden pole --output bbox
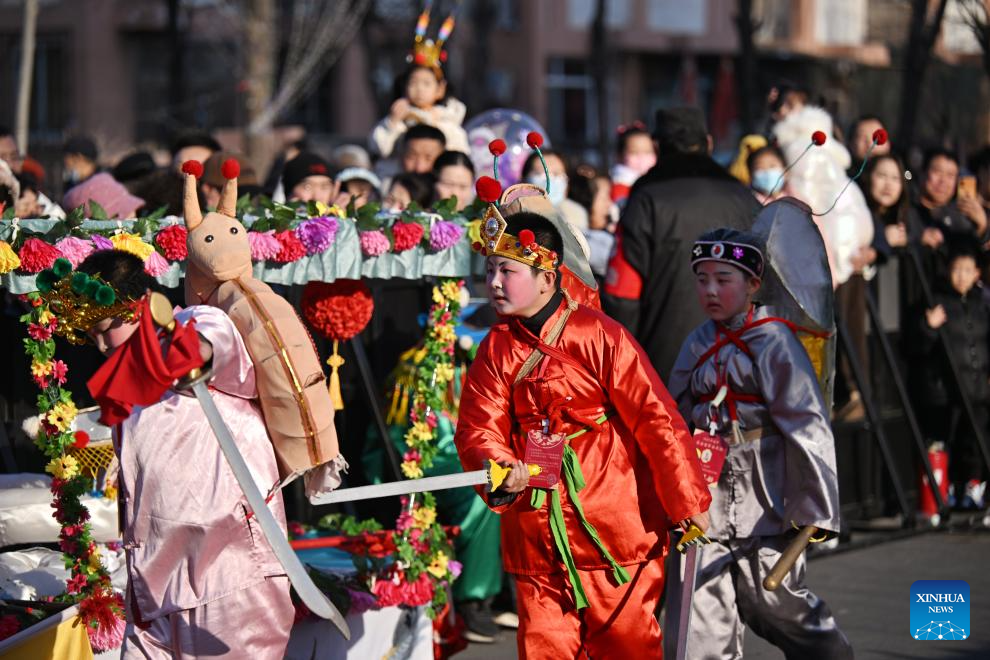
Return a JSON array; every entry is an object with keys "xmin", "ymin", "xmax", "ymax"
[{"xmin": 15, "ymin": 0, "xmax": 39, "ymax": 155}]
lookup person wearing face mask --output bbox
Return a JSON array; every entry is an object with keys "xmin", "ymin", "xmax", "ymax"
[
  {"xmin": 746, "ymin": 145, "xmax": 787, "ymax": 204},
  {"xmin": 520, "ymin": 149, "xmax": 589, "ymax": 232},
  {"xmin": 610, "ymin": 122, "xmax": 656, "ymax": 205},
  {"xmin": 603, "ymin": 107, "xmax": 760, "ymax": 381},
  {"xmin": 62, "ymin": 135, "xmax": 100, "ymax": 195}
]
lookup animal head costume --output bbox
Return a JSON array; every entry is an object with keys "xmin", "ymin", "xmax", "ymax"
[{"xmin": 180, "ymin": 160, "xmax": 344, "ymax": 495}]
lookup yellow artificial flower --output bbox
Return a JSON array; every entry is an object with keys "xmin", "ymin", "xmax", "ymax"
[
  {"xmin": 433, "ymin": 324, "xmax": 456, "ymax": 345},
  {"xmin": 434, "ymin": 363, "xmax": 454, "ymax": 384},
  {"xmin": 31, "ymin": 360, "xmax": 54, "ymax": 379},
  {"xmin": 432, "ymin": 287, "xmax": 445, "ymax": 305},
  {"xmin": 412, "ymin": 506, "xmax": 437, "ymax": 530},
  {"xmin": 401, "ymin": 460, "xmax": 424, "ymax": 479},
  {"xmin": 36, "ymin": 309, "xmax": 55, "ymax": 325},
  {"xmin": 406, "ymin": 421, "xmax": 433, "ymax": 444},
  {"xmin": 0, "ymin": 240, "xmax": 21, "ymax": 274},
  {"xmin": 86, "ymin": 547, "xmax": 102, "ymax": 575},
  {"xmin": 46, "ymin": 400, "xmax": 78, "ymax": 432},
  {"xmin": 110, "ymin": 233, "xmax": 155, "ymax": 260},
  {"xmin": 45, "ymin": 455, "xmax": 80, "ymax": 480},
  {"xmin": 103, "ymin": 485, "xmax": 118, "ymax": 501},
  {"xmin": 427, "ymin": 550, "xmax": 450, "ymax": 579},
  {"xmin": 441, "ymin": 280, "xmax": 461, "ymax": 302},
  {"xmin": 466, "ymin": 219, "xmax": 482, "ymax": 245}
]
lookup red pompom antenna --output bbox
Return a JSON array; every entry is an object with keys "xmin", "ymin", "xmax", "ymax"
[
  {"xmin": 476, "ymin": 176, "xmax": 502, "ymax": 204},
  {"xmin": 811, "ymin": 131, "xmax": 827, "ymax": 146},
  {"xmin": 489, "ymin": 139, "xmax": 507, "ymax": 157},
  {"xmin": 872, "ymin": 128, "xmax": 888, "ymax": 146},
  {"xmin": 181, "ymin": 160, "xmax": 204, "ymax": 178},
  {"xmin": 518, "ymin": 229, "xmax": 535, "ymax": 246},
  {"xmin": 526, "ymin": 132, "xmax": 544, "ymax": 149},
  {"xmin": 221, "ymin": 158, "xmax": 240, "ymax": 180}
]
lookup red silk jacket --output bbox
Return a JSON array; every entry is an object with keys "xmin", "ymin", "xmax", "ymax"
[{"xmin": 454, "ymin": 300, "xmax": 711, "ymax": 575}]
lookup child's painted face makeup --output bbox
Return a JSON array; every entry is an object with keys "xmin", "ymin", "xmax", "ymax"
[
  {"xmin": 486, "ymin": 256, "xmax": 550, "ymax": 317},
  {"xmin": 406, "ymin": 68, "xmax": 445, "ymax": 109},
  {"xmin": 694, "ymin": 261, "xmax": 760, "ymax": 323},
  {"xmin": 87, "ymin": 316, "xmax": 140, "ymax": 356}
]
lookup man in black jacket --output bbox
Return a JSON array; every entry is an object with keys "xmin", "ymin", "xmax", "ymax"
[{"xmin": 603, "ymin": 107, "xmax": 760, "ymax": 381}]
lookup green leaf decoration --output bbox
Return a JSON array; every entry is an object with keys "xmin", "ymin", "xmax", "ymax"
[{"xmin": 88, "ymin": 200, "xmax": 109, "ymax": 221}]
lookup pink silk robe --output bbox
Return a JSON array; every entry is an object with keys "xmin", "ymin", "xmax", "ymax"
[{"xmin": 115, "ymin": 306, "xmax": 292, "ymax": 657}]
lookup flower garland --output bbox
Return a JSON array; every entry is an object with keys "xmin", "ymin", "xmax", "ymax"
[
  {"xmin": 20, "ymin": 290, "xmax": 125, "ymax": 651},
  {"xmin": 401, "ymin": 279, "xmax": 463, "ymax": 476}
]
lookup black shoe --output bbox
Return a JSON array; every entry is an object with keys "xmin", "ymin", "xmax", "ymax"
[{"xmin": 458, "ymin": 600, "xmax": 499, "ymax": 643}]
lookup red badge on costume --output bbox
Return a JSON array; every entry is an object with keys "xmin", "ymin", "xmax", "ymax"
[
  {"xmin": 693, "ymin": 430, "xmax": 728, "ymax": 488},
  {"xmin": 524, "ymin": 429, "xmax": 567, "ymax": 488}
]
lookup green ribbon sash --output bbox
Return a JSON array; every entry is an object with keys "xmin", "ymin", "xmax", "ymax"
[{"xmin": 529, "ymin": 414, "xmax": 630, "ymax": 609}]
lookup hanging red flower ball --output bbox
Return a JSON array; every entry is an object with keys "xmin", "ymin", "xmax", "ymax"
[
  {"xmin": 302, "ymin": 280, "xmax": 375, "ymax": 341},
  {"xmin": 872, "ymin": 128, "xmax": 888, "ymax": 146},
  {"xmin": 72, "ymin": 431, "xmax": 90, "ymax": 449},
  {"xmin": 154, "ymin": 225, "xmax": 188, "ymax": 261},
  {"xmin": 273, "ymin": 230, "xmax": 306, "ymax": 263},
  {"xmin": 392, "ymin": 221, "xmax": 425, "ymax": 252},
  {"xmin": 489, "ymin": 139, "xmax": 507, "ymax": 156},
  {"xmin": 476, "ymin": 176, "xmax": 502, "ymax": 203},
  {"xmin": 811, "ymin": 131, "xmax": 827, "ymax": 146},
  {"xmin": 526, "ymin": 132, "xmax": 544, "ymax": 149},
  {"xmin": 221, "ymin": 159, "xmax": 240, "ymax": 179}
]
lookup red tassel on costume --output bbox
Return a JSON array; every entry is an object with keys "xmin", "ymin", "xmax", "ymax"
[{"xmin": 87, "ymin": 298, "xmax": 205, "ymax": 426}]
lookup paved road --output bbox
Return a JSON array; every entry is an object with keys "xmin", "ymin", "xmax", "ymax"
[{"xmin": 459, "ymin": 530, "xmax": 990, "ymax": 659}]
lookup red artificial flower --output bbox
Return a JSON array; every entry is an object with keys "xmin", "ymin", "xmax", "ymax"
[
  {"xmin": 873, "ymin": 128, "xmax": 888, "ymax": 146},
  {"xmin": 488, "ymin": 139, "xmax": 507, "ymax": 156},
  {"xmin": 526, "ymin": 132, "xmax": 544, "ymax": 149},
  {"xmin": 52, "ymin": 360, "xmax": 68, "ymax": 386},
  {"xmin": 392, "ymin": 221, "xmax": 425, "ymax": 252},
  {"xmin": 301, "ymin": 280, "xmax": 374, "ymax": 341},
  {"xmin": 0, "ymin": 614, "xmax": 20, "ymax": 642},
  {"xmin": 273, "ymin": 230, "xmax": 306, "ymax": 263},
  {"xmin": 181, "ymin": 160, "xmax": 204, "ymax": 178},
  {"xmin": 476, "ymin": 176, "xmax": 502, "ymax": 203},
  {"xmin": 73, "ymin": 430, "xmax": 90, "ymax": 449},
  {"xmin": 221, "ymin": 159, "xmax": 240, "ymax": 179},
  {"xmin": 28, "ymin": 321, "xmax": 54, "ymax": 341},
  {"xmin": 811, "ymin": 131, "xmax": 827, "ymax": 146},
  {"xmin": 18, "ymin": 238, "xmax": 62, "ymax": 273},
  {"xmin": 66, "ymin": 572, "xmax": 89, "ymax": 595},
  {"xmin": 154, "ymin": 225, "xmax": 188, "ymax": 261}
]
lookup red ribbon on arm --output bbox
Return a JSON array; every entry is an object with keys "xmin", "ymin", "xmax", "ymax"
[{"xmin": 87, "ymin": 298, "xmax": 205, "ymax": 426}]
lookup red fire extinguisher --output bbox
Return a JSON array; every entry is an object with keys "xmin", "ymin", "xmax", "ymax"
[{"xmin": 919, "ymin": 442, "xmax": 949, "ymax": 524}]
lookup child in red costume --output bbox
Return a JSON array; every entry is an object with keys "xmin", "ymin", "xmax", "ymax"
[{"xmin": 454, "ymin": 196, "xmax": 711, "ymax": 658}]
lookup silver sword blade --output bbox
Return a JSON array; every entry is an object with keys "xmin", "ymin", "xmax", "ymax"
[
  {"xmin": 674, "ymin": 543, "xmax": 701, "ymax": 660},
  {"xmin": 310, "ymin": 469, "xmax": 490, "ymax": 506},
  {"xmin": 190, "ymin": 381, "xmax": 351, "ymax": 639}
]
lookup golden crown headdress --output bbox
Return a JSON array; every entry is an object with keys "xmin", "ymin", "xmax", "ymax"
[
  {"xmin": 408, "ymin": 1, "xmax": 458, "ymax": 76},
  {"xmin": 470, "ymin": 132, "xmax": 560, "ymax": 271},
  {"xmin": 35, "ymin": 257, "xmax": 138, "ymax": 345}
]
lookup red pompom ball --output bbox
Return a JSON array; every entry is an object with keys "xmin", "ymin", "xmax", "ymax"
[
  {"xmin": 489, "ymin": 139, "xmax": 507, "ymax": 157},
  {"xmin": 181, "ymin": 160, "xmax": 204, "ymax": 178},
  {"xmin": 72, "ymin": 431, "xmax": 90, "ymax": 449},
  {"xmin": 476, "ymin": 176, "xmax": 502, "ymax": 203},
  {"xmin": 302, "ymin": 280, "xmax": 375, "ymax": 341},
  {"xmin": 526, "ymin": 132, "xmax": 544, "ymax": 149},
  {"xmin": 811, "ymin": 131, "xmax": 827, "ymax": 146},
  {"xmin": 392, "ymin": 221, "xmax": 425, "ymax": 252},
  {"xmin": 221, "ymin": 159, "xmax": 240, "ymax": 180},
  {"xmin": 154, "ymin": 225, "xmax": 188, "ymax": 261},
  {"xmin": 872, "ymin": 128, "xmax": 888, "ymax": 146},
  {"xmin": 518, "ymin": 229, "xmax": 535, "ymax": 246}
]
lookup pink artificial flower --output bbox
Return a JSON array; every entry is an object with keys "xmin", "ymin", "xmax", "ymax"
[
  {"xmin": 143, "ymin": 250, "xmax": 170, "ymax": 276},
  {"xmin": 51, "ymin": 360, "xmax": 68, "ymax": 385},
  {"xmin": 54, "ymin": 236, "xmax": 95, "ymax": 268},
  {"xmin": 359, "ymin": 230, "xmax": 390, "ymax": 257}
]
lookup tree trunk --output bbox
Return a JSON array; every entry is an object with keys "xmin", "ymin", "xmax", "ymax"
[
  {"xmin": 244, "ymin": 0, "xmax": 277, "ymax": 165},
  {"xmin": 734, "ymin": 0, "xmax": 757, "ymax": 135},
  {"xmin": 15, "ymin": 0, "xmax": 39, "ymax": 155},
  {"xmin": 898, "ymin": 0, "xmax": 949, "ymax": 152}
]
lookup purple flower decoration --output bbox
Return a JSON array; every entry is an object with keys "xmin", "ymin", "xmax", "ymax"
[
  {"xmin": 247, "ymin": 230, "xmax": 281, "ymax": 261},
  {"xmin": 359, "ymin": 229, "xmax": 390, "ymax": 257},
  {"xmin": 447, "ymin": 559, "xmax": 463, "ymax": 579},
  {"xmin": 54, "ymin": 236, "xmax": 94, "ymax": 267},
  {"xmin": 732, "ymin": 246, "xmax": 744, "ymax": 260},
  {"xmin": 429, "ymin": 220, "xmax": 464, "ymax": 252},
  {"xmin": 346, "ymin": 588, "xmax": 378, "ymax": 614},
  {"xmin": 91, "ymin": 235, "xmax": 113, "ymax": 251},
  {"xmin": 295, "ymin": 216, "xmax": 339, "ymax": 255}
]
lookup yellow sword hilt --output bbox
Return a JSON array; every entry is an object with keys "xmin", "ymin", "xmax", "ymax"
[
  {"xmin": 487, "ymin": 459, "xmax": 542, "ymax": 491},
  {"xmin": 676, "ymin": 523, "xmax": 712, "ymax": 554}
]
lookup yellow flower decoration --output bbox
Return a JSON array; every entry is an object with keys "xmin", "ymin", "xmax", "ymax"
[
  {"xmin": 46, "ymin": 400, "xmax": 78, "ymax": 432},
  {"xmin": 401, "ymin": 461, "xmax": 424, "ymax": 479},
  {"xmin": 412, "ymin": 506, "xmax": 437, "ymax": 529},
  {"xmin": 441, "ymin": 280, "xmax": 461, "ymax": 302},
  {"xmin": 466, "ymin": 219, "xmax": 482, "ymax": 246},
  {"xmin": 434, "ymin": 363, "xmax": 454, "ymax": 385},
  {"xmin": 405, "ymin": 421, "xmax": 433, "ymax": 444},
  {"xmin": 110, "ymin": 233, "xmax": 155, "ymax": 260},
  {"xmin": 0, "ymin": 240, "xmax": 21, "ymax": 274},
  {"xmin": 36, "ymin": 309, "xmax": 55, "ymax": 325},
  {"xmin": 431, "ymin": 287, "xmax": 445, "ymax": 305},
  {"xmin": 45, "ymin": 455, "xmax": 80, "ymax": 480},
  {"xmin": 427, "ymin": 550, "xmax": 450, "ymax": 578},
  {"xmin": 31, "ymin": 360, "xmax": 54, "ymax": 379},
  {"xmin": 86, "ymin": 547, "xmax": 102, "ymax": 575},
  {"xmin": 433, "ymin": 324, "xmax": 456, "ymax": 345},
  {"xmin": 103, "ymin": 485, "xmax": 118, "ymax": 501}
]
